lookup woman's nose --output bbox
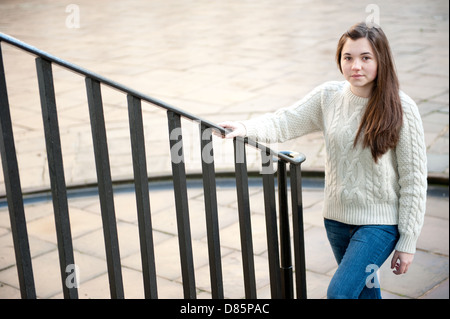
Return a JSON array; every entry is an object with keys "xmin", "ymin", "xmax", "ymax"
[{"xmin": 352, "ymin": 60, "xmax": 362, "ymax": 70}]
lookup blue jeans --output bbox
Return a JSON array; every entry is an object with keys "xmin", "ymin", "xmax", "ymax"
[{"xmin": 324, "ymin": 218, "xmax": 399, "ymax": 299}]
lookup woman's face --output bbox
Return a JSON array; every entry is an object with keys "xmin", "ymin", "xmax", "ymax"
[{"xmin": 340, "ymin": 37, "xmax": 378, "ymax": 98}]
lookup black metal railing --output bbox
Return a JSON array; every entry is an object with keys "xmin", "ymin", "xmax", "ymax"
[{"xmin": 0, "ymin": 32, "xmax": 306, "ymax": 299}]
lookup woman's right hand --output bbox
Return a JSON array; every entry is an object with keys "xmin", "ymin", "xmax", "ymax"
[{"xmin": 217, "ymin": 121, "xmax": 247, "ymax": 139}]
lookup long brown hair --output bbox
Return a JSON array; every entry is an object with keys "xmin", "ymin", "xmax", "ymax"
[{"xmin": 336, "ymin": 22, "xmax": 403, "ymax": 163}]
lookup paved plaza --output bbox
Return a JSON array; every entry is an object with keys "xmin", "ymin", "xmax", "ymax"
[
  {"xmin": 0, "ymin": 178, "xmax": 448, "ymax": 299},
  {"xmin": 0, "ymin": 0, "xmax": 448, "ymax": 299}
]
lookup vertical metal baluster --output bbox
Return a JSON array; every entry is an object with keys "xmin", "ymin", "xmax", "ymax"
[
  {"xmin": 261, "ymin": 151, "xmax": 282, "ymax": 298},
  {"xmin": 289, "ymin": 162, "xmax": 307, "ymax": 299},
  {"xmin": 233, "ymin": 137, "xmax": 256, "ymax": 299},
  {"xmin": 0, "ymin": 43, "xmax": 36, "ymax": 299},
  {"xmin": 278, "ymin": 160, "xmax": 294, "ymax": 299},
  {"xmin": 127, "ymin": 95, "xmax": 158, "ymax": 299},
  {"xmin": 85, "ymin": 77, "xmax": 124, "ymax": 299},
  {"xmin": 36, "ymin": 57, "xmax": 78, "ymax": 299},
  {"xmin": 167, "ymin": 110, "xmax": 196, "ymax": 299},
  {"xmin": 199, "ymin": 124, "xmax": 223, "ymax": 299}
]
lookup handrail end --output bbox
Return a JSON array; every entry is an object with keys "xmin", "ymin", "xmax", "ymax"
[{"xmin": 279, "ymin": 151, "xmax": 306, "ymax": 165}]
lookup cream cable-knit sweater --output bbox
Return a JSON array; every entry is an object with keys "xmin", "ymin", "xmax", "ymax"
[{"xmin": 242, "ymin": 81, "xmax": 427, "ymax": 254}]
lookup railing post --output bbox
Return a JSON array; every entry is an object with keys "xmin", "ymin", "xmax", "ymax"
[
  {"xmin": 36, "ymin": 57, "xmax": 78, "ymax": 299},
  {"xmin": 277, "ymin": 159, "xmax": 294, "ymax": 299},
  {"xmin": 86, "ymin": 77, "xmax": 124, "ymax": 299},
  {"xmin": 167, "ymin": 111, "xmax": 196, "ymax": 299},
  {"xmin": 261, "ymin": 151, "xmax": 282, "ymax": 299},
  {"xmin": 289, "ymin": 157, "xmax": 307, "ymax": 299},
  {"xmin": 199, "ymin": 123, "xmax": 224, "ymax": 299},
  {"xmin": 0, "ymin": 42, "xmax": 36, "ymax": 299},
  {"xmin": 127, "ymin": 95, "xmax": 158, "ymax": 299},
  {"xmin": 233, "ymin": 137, "xmax": 257, "ymax": 299}
]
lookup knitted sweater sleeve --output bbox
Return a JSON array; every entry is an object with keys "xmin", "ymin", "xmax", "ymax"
[
  {"xmin": 240, "ymin": 83, "xmax": 326, "ymax": 143},
  {"xmin": 394, "ymin": 94, "xmax": 428, "ymax": 254}
]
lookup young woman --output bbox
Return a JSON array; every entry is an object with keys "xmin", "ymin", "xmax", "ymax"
[{"xmin": 219, "ymin": 22, "xmax": 428, "ymax": 299}]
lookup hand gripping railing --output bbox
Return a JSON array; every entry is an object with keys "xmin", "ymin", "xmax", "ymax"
[{"xmin": 0, "ymin": 32, "xmax": 306, "ymax": 299}]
